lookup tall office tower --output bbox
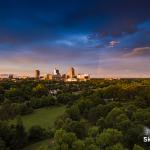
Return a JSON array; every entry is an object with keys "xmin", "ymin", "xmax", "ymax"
[
  {"xmin": 9, "ymin": 74, "xmax": 13, "ymax": 79},
  {"xmin": 53, "ymin": 68, "xmax": 61, "ymax": 81},
  {"xmin": 53, "ymin": 68, "xmax": 60, "ymax": 75},
  {"xmin": 67, "ymin": 67, "xmax": 75, "ymax": 78},
  {"xmin": 35, "ymin": 70, "xmax": 40, "ymax": 79}
]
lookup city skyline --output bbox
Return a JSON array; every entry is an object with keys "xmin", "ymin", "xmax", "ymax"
[
  {"xmin": 0, "ymin": 67, "xmax": 89, "ymax": 77},
  {"xmin": 0, "ymin": 0, "xmax": 150, "ymax": 78},
  {"xmin": 0, "ymin": 67, "xmax": 91, "ymax": 82}
]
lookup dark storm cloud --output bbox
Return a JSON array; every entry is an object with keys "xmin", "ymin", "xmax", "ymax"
[
  {"xmin": 63, "ymin": 0, "xmax": 150, "ymax": 35},
  {"xmin": 1, "ymin": 0, "xmax": 150, "ymax": 41}
]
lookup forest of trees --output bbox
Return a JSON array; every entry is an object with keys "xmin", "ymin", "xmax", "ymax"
[{"xmin": 0, "ymin": 79, "xmax": 150, "ymax": 150}]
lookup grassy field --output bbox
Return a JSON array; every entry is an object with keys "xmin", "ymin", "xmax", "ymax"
[
  {"xmin": 10, "ymin": 106, "xmax": 65, "ymax": 130},
  {"xmin": 23, "ymin": 139, "xmax": 52, "ymax": 150}
]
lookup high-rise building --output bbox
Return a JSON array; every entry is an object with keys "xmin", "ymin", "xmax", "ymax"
[
  {"xmin": 43, "ymin": 74, "xmax": 53, "ymax": 80},
  {"xmin": 53, "ymin": 68, "xmax": 60, "ymax": 75},
  {"xmin": 62, "ymin": 74, "xmax": 66, "ymax": 80},
  {"xmin": 52, "ymin": 68, "xmax": 61, "ymax": 81},
  {"xmin": 9, "ymin": 74, "xmax": 13, "ymax": 79},
  {"xmin": 35, "ymin": 70, "xmax": 40, "ymax": 79},
  {"xmin": 67, "ymin": 67, "xmax": 75, "ymax": 78}
]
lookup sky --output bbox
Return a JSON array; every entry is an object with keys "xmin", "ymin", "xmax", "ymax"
[{"xmin": 0, "ymin": 0, "xmax": 150, "ymax": 77}]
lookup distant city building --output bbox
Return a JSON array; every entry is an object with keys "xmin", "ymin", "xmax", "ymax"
[
  {"xmin": 52, "ymin": 74, "xmax": 61, "ymax": 81},
  {"xmin": 66, "ymin": 78, "xmax": 78, "ymax": 82},
  {"xmin": 9, "ymin": 74, "xmax": 13, "ymax": 79},
  {"xmin": 67, "ymin": 67, "xmax": 75, "ymax": 78},
  {"xmin": 18, "ymin": 76, "xmax": 29, "ymax": 79},
  {"xmin": 53, "ymin": 68, "xmax": 60, "ymax": 75},
  {"xmin": 43, "ymin": 74, "xmax": 53, "ymax": 80},
  {"xmin": 52, "ymin": 68, "xmax": 61, "ymax": 81},
  {"xmin": 65, "ymin": 67, "xmax": 90, "ymax": 82},
  {"xmin": 62, "ymin": 74, "xmax": 67, "ymax": 81},
  {"xmin": 41, "ymin": 68, "xmax": 61, "ymax": 81},
  {"xmin": 77, "ymin": 74, "xmax": 90, "ymax": 81},
  {"xmin": 35, "ymin": 70, "xmax": 40, "ymax": 79},
  {"xmin": 0, "ymin": 74, "xmax": 13, "ymax": 79},
  {"xmin": 104, "ymin": 77, "xmax": 121, "ymax": 80}
]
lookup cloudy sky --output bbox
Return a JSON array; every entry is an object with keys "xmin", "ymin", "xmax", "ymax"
[{"xmin": 0, "ymin": 0, "xmax": 150, "ymax": 77}]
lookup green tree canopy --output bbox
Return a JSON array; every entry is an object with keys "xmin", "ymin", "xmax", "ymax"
[{"xmin": 96, "ymin": 128, "xmax": 123, "ymax": 149}]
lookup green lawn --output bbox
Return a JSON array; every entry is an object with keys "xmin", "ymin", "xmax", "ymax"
[
  {"xmin": 10, "ymin": 106, "xmax": 65, "ymax": 130},
  {"xmin": 23, "ymin": 139, "xmax": 52, "ymax": 150}
]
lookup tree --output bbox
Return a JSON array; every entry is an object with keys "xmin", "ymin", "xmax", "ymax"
[
  {"xmin": 5, "ymin": 87, "xmax": 24, "ymax": 102},
  {"xmin": 32, "ymin": 84, "xmax": 48, "ymax": 97},
  {"xmin": 54, "ymin": 129, "xmax": 77, "ymax": 150},
  {"xmin": 55, "ymin": 118, "xmax": 64, "ymax": 129},
  {"xmin": 72, "ymin": 140, "xmax": 85, "ymax": 150},
  {"xmin": 31, "ymin": 96, "xmax": 56, "ymax": 108},
  {"xmin": 96, "ymin": 128, "xmax": 123, "ymax": 149},
  {"xmin": 96, "ymin": 117, "xmax": 105, "ymax": 132},
  {"xmin": 115, "ymin": 114, "xmax": 131, "ymax": 131},
  {"xmin": 125, "ymin": 124, "xmax": 144, "ymax": 149},
  {"xmin": 57, "ymin": 93, "xmax": 78, "ymax": 104},
  {"xmin": 15, "ymin": 117, "xmax": 27, "ymax": 149},
  {"xmin": 0, "ymin": 100, "xmax": 14, "ymax": 120},
  {"xmin": 66, "ymin": 120, "xmax": 87, "ymax": 139},
  {"xmin": 63, "ymin": 132, "xmax": 77, "ymax": 149},
  {"xmin": 105, "ymin": 107, "xmax": 123, "ymax": 127},
  {"xmin": 103, "ymin": 85, "xmax": 124, "ymax": 100},
  {"xmin": 125, "ymin": 104, "xmax": 137, "ymax": 119},
  {"xmin": 67, "ymin": 105, "xmax": 80, "ymax": 121},
  {"xmin": 88, "ymin": 126, "xmax": 99, "ymax": 139},
  {"xmin": 77, "ymin": 98, "xmax": 93, "ymax": 115},
  {"xmin": 0, "ymin": 138, "xmax": 7, "ymax": 150},
  {"xmin": 88, "ymin": 107, "xmax": 100, "ymax": 123},
  {"xmin": 112, "ymin": 143, "xmax": 126, "ymax": 150},
  {"xmin": 61, "ymin": 143, "xmax": 68, "ymax": 150},
  {"xmin": 85, "ymin": 137, "xmax": 99, "ymax": 150},
  {"xmin": 54, "ymin": 129, "xmax": 66, "ymax": 150},
  {"xmin": 84, "ymin": 137, "xmax": 95, "ymax": 147},
  {"xmin": 86, "ymin": 144, "xmax": 99, "ymax": 150},
  {"xmin": 132, "ymin": 144, "xmax": 144, "ymax": 150},
  {"xmin": 28, "ymin": 125, "xmax": 46, "ymax": 142},
  {"xmin": 0, "ymin": 119, "xmax": 27, "ymax": 150},
  {"xmin": 0, "ymin": 86, "xmax": 4, "ymax": 103}
]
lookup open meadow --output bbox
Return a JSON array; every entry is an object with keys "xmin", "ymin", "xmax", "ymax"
[{"xmin": 9, "ymin": 106, "xmax": 65, "ymax": 130}]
